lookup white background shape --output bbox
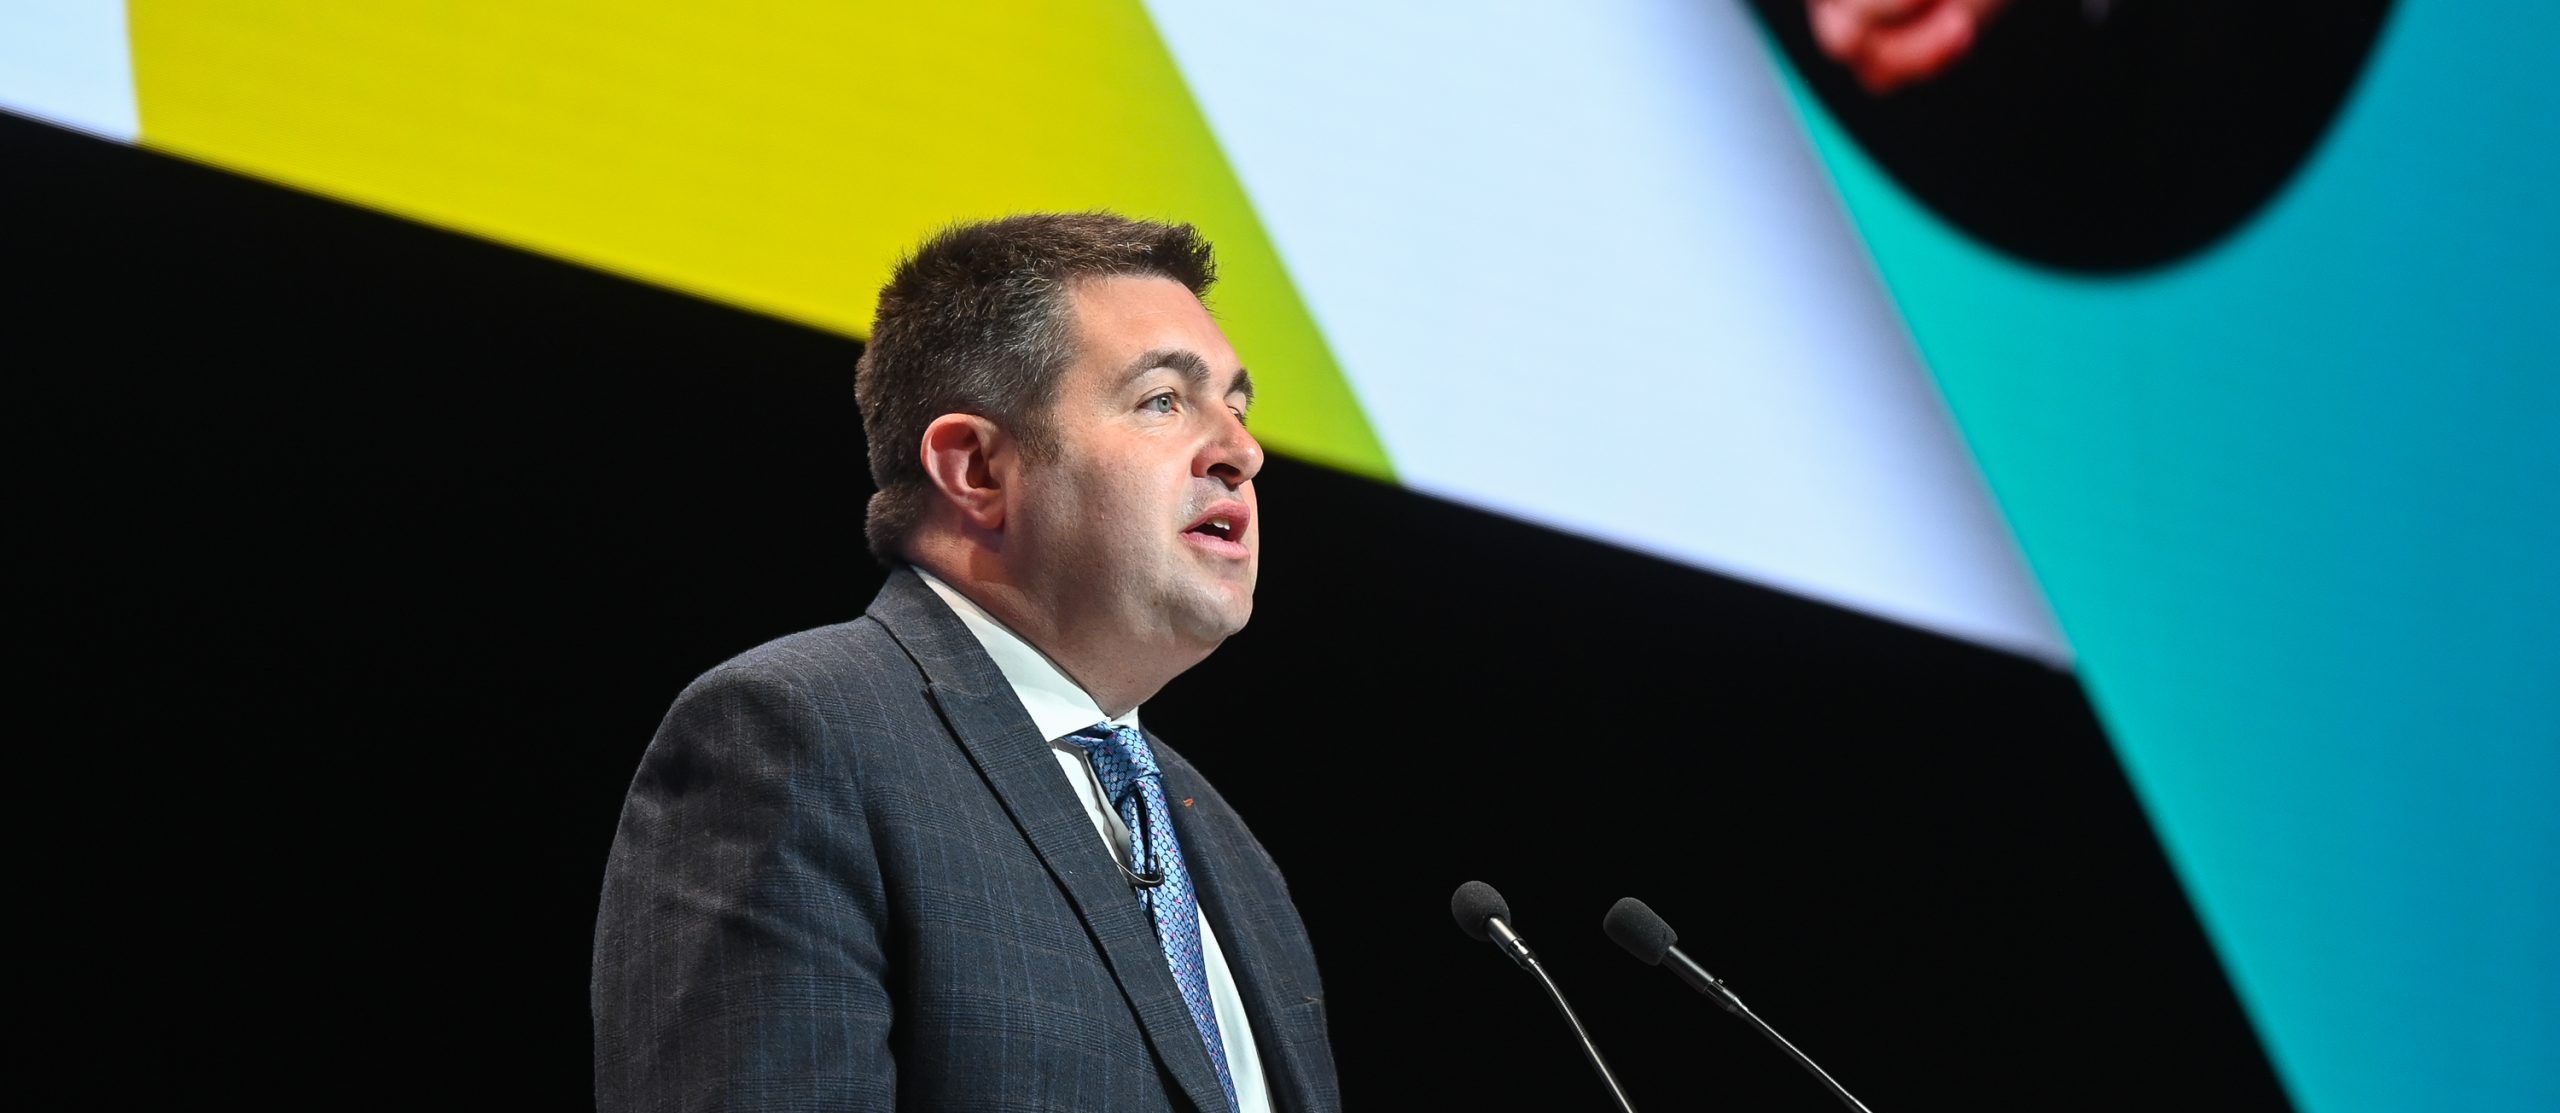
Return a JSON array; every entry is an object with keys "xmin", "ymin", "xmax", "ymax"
[
  {"xmin": 1143, "ymin": 0, "xmax": 2065, "ymax": 661},
  {"xmin": 1, "ymin": 1, "xmax": 138, "ymax": 141}
]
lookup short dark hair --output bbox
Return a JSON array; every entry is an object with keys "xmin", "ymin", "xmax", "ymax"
[{"xmin": 854, "ymin": 212, "xmax": 1218, "ymax": 567}]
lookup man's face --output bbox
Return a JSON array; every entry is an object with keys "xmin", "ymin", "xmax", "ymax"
[{"xmin": 1009, "ymin": 274, "xmax": 1263, "ymax": 657}]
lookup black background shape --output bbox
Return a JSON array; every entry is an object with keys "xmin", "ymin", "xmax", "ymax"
[
  {"xmin": 1744, "ymin": 0, "xmax": 2397, "ymax": 272},
  {"xmin": 13, "ymin": 111, "xmax": 2290, "ymax": 1111}
]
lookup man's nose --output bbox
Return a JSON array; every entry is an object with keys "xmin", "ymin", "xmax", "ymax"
[{"xmin": 1198, "ymin": 411, "xmax": 1263, "ymax": 489}]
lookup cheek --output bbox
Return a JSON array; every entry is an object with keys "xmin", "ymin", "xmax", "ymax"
[{"xmin": 1068, "ymin": 465, "xmax": 1163, "ymax": 550}]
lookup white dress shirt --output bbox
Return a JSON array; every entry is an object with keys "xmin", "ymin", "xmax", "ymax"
[{"xmin": 917, "ymin": 570, "xmax": 1274, "ymax": 1113}]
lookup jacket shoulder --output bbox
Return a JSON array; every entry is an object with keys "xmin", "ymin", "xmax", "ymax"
[{"xmin": 678, "ymin": 617, "xmax": 921, "ymax": 712}]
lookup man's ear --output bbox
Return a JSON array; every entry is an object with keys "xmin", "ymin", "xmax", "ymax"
[{"xmin": 919, "ymin": 413, "xmax": 1012, "ymax": 530}]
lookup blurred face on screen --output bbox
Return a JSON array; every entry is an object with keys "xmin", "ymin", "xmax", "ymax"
[{"xmin": 1009, "ymin": 274, "xmax": 1262, "ymax": 665}]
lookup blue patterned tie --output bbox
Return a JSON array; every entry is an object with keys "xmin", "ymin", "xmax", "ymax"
[{"xmin": 1070, "ymin": 723, "xmax": 1239, "ymax": 1113}]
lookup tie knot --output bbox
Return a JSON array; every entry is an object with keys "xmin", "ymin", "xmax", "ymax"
[{"xmin": 1069, "ymin": 723, "xmax": 1161, "ymax": 799}]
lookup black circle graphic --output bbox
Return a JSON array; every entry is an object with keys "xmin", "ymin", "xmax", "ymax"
[{"xmin": 1746, "ymin": 0, "xmax": 2398, "ymax": 273}]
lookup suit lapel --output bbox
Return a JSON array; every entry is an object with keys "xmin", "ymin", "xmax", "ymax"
[
  {"xmin": 871, "ymin": 571, "xmax": 1234, "ymax": 1113},
  {"xmin": 1160, "ymin": 747, "xmax": 1332, "ymax": 1113}
]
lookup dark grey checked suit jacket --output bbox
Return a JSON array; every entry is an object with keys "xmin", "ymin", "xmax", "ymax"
[{"xmin": 593, "ymin": 569, "xmax": 1339, "ymax": 1113}]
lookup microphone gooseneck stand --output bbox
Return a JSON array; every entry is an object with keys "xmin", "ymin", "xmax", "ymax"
[
  {"xmin": 1697, "ymin": 971, "xmax": 1873, "ymax": 1113},
  {"xmin": 1509, "ymin": 928, "xmax": 1641, "ymax": 1113},
  {"xmin": 1607, "ymin": 897, "xmax": 1875, "ymax": 1113},
  {"xmin": 1455, "ymin": 883, "xmax": 1641, "ymax": 1113}
]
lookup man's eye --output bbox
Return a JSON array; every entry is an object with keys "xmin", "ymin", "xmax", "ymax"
[{"xmin": 1145, "ymin": 393, "xmax": 1177, "ymax": 414}]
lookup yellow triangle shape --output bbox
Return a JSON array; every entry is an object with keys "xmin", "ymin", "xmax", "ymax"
[{"xmin": 129, "ymin": 0, "xmax": 1392, "ymax": 479}]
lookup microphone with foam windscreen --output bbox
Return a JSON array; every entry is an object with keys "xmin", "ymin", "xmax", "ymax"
[
  {"xmin": 1450, "ymin": 880, "xmax": 1536, "ymax": 968},
  {"xmin": 1604, "ymin": 897, "xmax": 1877, "ymax": 1113},
  {"xmin": 1450, "ymin": 882, "xmax": 1641, "ymax": 1113}
]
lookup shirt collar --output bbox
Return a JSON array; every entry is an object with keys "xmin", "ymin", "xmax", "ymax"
[{"xmin": 915, "ymin": 567, "xmax": 1140, "ymax": 743}]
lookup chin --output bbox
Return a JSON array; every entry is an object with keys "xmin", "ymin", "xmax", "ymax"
[
  {"xmin": 1182, "ymin": 605, "xmax": 1252, "ymax": 646},
  {"xmin": 1165, "ymin": 588, "xmax": 1253, "ymax": 647}
]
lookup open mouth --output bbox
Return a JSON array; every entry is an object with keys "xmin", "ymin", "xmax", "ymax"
[{"xmin": 1182, "ymin": 503, "xmax": 1251, "ymax": 550}]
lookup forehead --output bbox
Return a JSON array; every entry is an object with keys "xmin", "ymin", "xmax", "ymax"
[{"xmin": 1061, "ymin": 274, "xmax": 1241, "ymax": 386}]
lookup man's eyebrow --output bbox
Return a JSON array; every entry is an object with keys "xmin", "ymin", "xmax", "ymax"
[{"xmin": 1119, "ymin": 348, "xmax": 1255, "ymax": 404}]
